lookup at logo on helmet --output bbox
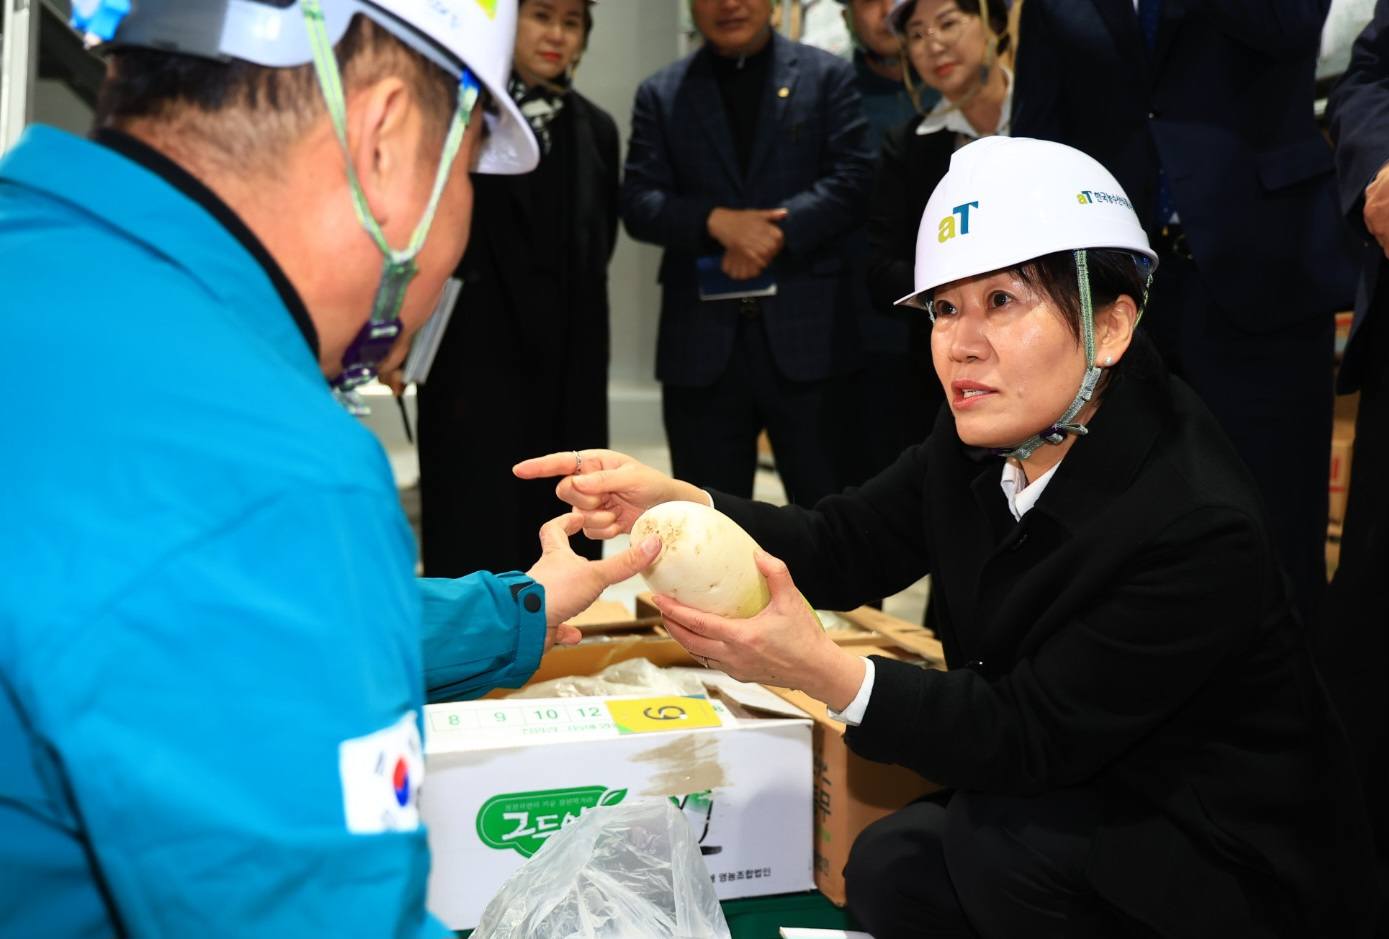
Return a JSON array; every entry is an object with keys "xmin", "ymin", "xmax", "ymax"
[{"xmin": 937, "ymin": 200, "xmax": 980, "ymax": 243}]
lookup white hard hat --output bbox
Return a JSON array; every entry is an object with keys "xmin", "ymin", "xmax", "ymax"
[
  {"xmin": 72, "ymin": 0, "xmax": 539, "ymax": 174},
  {"xmin": 895, "ymin": 136, "xmax": 1157, "ymax": 309}
]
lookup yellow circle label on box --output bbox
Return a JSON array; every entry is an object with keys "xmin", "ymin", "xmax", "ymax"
[{"xmin": 606, "ymin": 696, "xmax": 722, "ymax": 735}]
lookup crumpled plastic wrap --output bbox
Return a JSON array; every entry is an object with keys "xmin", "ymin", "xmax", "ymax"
[
  {"xmin": 471, "ymin": 800, "xmax": 732, "ymax": 939},
  {"xmin": 509, "ymin": 657, "xmax": 708, "ymax": 699}
]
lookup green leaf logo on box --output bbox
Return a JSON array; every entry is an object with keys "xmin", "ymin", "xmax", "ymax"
[{"xmin": 476, "ymin": 786, "xmax": 628, "ymax": 858}]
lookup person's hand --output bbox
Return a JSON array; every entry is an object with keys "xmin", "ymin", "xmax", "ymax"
[
  {"xmin": 513, "ymin": 449, "xmax": 710, "ymax": 539},
  {"xmin": 652, "ymin": 549, "xmax": 867, "ymax": 711},
  {"xmin": 1364, "ymin": 161, "xmax": 1389, "ymax": 259},
  {"xmin": 525, "ymin": 512, "xmax": 662, "ymax": 651},
  {"xmin": 722, "ymin": 248, "xmax": 767, "ymax": 281},
  {"xmin": 707, "ymin": 207, "xmax": 789, "ymax": 271}
]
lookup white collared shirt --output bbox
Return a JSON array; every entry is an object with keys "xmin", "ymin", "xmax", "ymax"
[
  {"xmin": 915, "ymin": 66, "xmax": 1013, "ymax": 140},
  {"xmin": 999, "ymin": 458, "xmax": 1062, "ymax": 522},
  {"xmin": 830, "ymin": 456, "xmax": 1065, "ymax": 726}
]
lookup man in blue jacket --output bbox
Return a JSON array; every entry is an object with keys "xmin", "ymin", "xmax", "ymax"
[
  {"xmin": 621, "ymin": 0, "xmax": 873, "ymax": 508},
  {"xmin": 0, "ymin": 2, "xmax": 656, "ymax": 935}
]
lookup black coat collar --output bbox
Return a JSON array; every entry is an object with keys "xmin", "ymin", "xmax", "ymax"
[
  {"xmin": 1031, "ymin": 348, "xmax": 1171, "ymax": 532},
  {"xmin": 936, "ymin": 338, "xmax": 1171, "ymax": 539},
  {"xmin": 688, "ymin": 31, "xmax": 800, "ymax": 188}
]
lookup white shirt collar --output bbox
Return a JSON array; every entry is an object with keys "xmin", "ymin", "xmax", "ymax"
[
  {"xmin": 916, "ymin": 65, "xmax": 1013, "ymax": 139},
  {"xmin": 999, "ymin": 458, "xmax": 1062, "ymax": 522}
]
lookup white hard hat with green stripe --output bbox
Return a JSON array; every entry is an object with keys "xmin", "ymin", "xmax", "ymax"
[
  {"xmin": 897, "ymin": 136, "xmax": 1158, "ymax": 459},
  {"xmin": 72, "ymin": 0, "xmax": 539, "ymax": 176}
]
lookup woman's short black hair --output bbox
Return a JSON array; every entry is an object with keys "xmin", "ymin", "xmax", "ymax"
[
  {"xmin": 1012, "ymin": 248, "xmax": 1152, "ymax": 344},
  {"xmin": 1015, "ymin": 248, "xmax": 1156, "ymax": 393}
]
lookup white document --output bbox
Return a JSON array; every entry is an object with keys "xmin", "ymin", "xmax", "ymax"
[{"xmin": 403, "ymin": 277, "xmax": 463, "ymax": 385}]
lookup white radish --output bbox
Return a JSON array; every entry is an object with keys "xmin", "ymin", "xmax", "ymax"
[{"xmin": 632, "ymin": 500, "xmax": 771, "ymax": 618}]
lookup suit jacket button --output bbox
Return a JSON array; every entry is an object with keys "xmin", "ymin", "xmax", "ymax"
[{"xmin": 965, "ymin": 659, "xmax": 986, "ymax": 674}]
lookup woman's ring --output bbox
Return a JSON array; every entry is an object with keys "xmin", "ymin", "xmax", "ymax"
[{"xmin": 572, "ymin": 450, "xmax": 583, "ymax": 474}]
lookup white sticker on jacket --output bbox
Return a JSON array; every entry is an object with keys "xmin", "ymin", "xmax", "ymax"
[{"xmin": 339, "ymin": 710, "xmax": 425, "ymax": 834}]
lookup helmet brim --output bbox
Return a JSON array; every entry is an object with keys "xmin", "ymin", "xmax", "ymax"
[
  {"xmin": 477, "ymin": 84, "xmax": 540, "ymax": 175},
  {"xmin": 894, "ymin": 242, "xmax": 1160, "ymax": 311}
]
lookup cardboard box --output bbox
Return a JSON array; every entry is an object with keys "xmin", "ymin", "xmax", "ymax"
[
  {"xmin": 421, "ymin": 692, "xmax": 814, "ymax": 930},
  {"xmin": 427, "ymin": 597, "xmax": 949, "ymax": 925},
  {"xmin": 765, "ymin": 652, "xmax": 942, "ymax": 908}
]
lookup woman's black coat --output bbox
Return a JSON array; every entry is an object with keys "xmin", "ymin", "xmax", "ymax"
[
  {"xmin": 713, "ymin": 353, "xmax": 1377, "ymax": 937},
  {"xmin": 865, "ymin": 114, "xmax": 954, "ymax": 393},
  {"xmin": 417, "ymin": 90, "xmax": 619, "ymax": 576}
]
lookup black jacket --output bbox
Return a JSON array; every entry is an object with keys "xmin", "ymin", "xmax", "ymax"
[
  {"xmin": 621, "ymin": 32, "xmax": 874, "ymax": 386},
  {"xmin": 865, "ymin": 115, "xmax": 955, "ymax": 398},
  {"xmin": 714, "ymin": 348, "xmax": 1376, "ymax": 936},
  {"xmin": 1328, "ymin": 0, "xmax": 1389, "ymax": 392},
  {"xmin": 865, "ymin": 114, "xmax": 954, "ymax": 318},
  {"xmin": 436, "ymin": 90, "xmax": 619, "ymax": 396},
  {"xmin": 1012, "ymin": 0, "xmax": 1356, "ymax": 331},
  {"xmin": 417, "ymin": 90, "xmax": 619, "ymax": 575}
]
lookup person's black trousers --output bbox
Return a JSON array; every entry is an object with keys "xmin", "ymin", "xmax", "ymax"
[
  {"xmin": 1143, "ymin": 247, "xmax": 1335, "ymax": 625},
  {"xmin": 662, "ymin": 309, "xmax": 845, "ymax": 507},
  {"xmin": 1317, "ymin": 299, "xmax": 1389, "ymax": 937},
  {"xmin": 843, "ymin": 788, "xmax": 1153, "ymax": 939},
  {"xmin": 417, "ymin": 366, "xmax": 603, "ymax": 579}
]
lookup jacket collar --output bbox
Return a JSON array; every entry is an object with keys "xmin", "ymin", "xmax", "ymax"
[
  {"xmin": 1026, "ymin": 351, "xmax": 1171, "ymax": 531},
  {"xmin": 688, "ymin": 30, "xmax": 799, "ymax": 187},
  {"xmin": 943, "ymin": 344, "xmax": 1171, "ymax": 537},
  {"xmin": 0, "ymin": 125, "xmax": 322, "ymax": 384},
  {"xmin": 746, "ymin": 32, "xmax": 800, "ymax": 180}
]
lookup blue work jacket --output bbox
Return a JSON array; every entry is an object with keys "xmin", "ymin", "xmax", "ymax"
[{"xmin": 0, "ymin": 126, "xmax": 547, "ymax": 937}]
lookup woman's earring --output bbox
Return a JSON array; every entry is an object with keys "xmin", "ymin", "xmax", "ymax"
[{"xmin": 1104, "ymin": 356, "xmax": 1114, "ymax": 367}]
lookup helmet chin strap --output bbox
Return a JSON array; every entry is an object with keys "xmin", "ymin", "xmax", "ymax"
[{"xmin": 996, "ymin": 248, "xmax": 1100, "ymax": 461}]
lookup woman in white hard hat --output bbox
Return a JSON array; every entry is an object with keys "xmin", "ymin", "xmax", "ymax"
[
  {"xmin": 517, "ymin": 136, "xmax": 1375, "ymax": 937},
  {"xmin": 416, "ymin": 0, "xmax": 620, "ymax": 578}
]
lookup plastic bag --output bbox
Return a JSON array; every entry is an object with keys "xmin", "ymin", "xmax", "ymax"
[
  {"xmin": 509, "ymin": 657, "xmax": 708, "ymax": 700},
  {"xmin": 471, "ymin": 799, "xmax": 732, "ymax": 939}
]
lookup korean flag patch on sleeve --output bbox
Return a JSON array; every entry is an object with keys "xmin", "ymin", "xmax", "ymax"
[{"xmin": 339, "ymin": 710, "xmax": 425, "ymax": 834}]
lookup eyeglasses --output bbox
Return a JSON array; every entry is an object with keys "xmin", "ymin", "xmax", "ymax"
[{"xmin": 905, "ymin": 13, "xmax": 971, "ymax": 49}]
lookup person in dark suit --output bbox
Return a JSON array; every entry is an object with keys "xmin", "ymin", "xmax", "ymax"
[
  {"xmin": 1011, "ymin": 0, "xmax": 1355, "ymax": 626},
  {"xmin": 620, "ymin": 0, "xmax": 873, "ymax": 506},
  {"xmin": 416, "ymin": 0, "xmax": 619, "ymax": 577},
  {"xmin": 518, "ymin": 138, "xmax": 1377, "ymax": 938},
  {"xmin": 1324, "ymin": 5, "xmax": 1389, "ymax": 928},
  {"xmin": 832, "ymin": 0, "xmax": 926, "ymax": 495},
  {"xmin": 860, "ymin": 0, "xmax": 1012, "ymax": 483}
]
